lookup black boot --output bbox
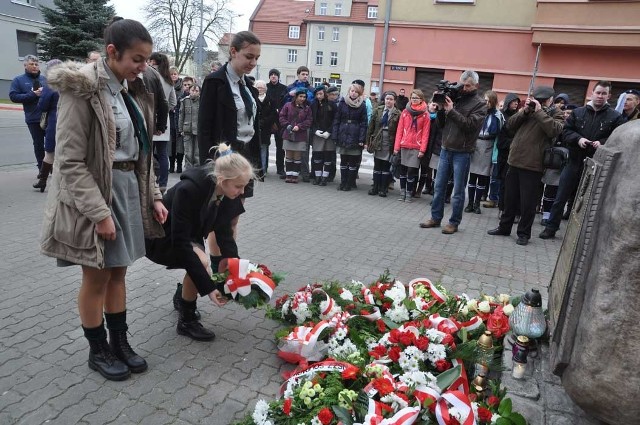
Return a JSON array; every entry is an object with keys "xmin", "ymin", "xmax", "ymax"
[
  {"xmin": 473, "ymin": 201, "xmax": 482, "ymax": 214},
  {"xmin": 169, "ymin": 156, "xmax": 175, "ymax": 173},
  {"xmin": 378, "ymin": 174, "xmax": 389, "ymax": 197},
  {"xmin": 464, "ymin": 185, "xmax": 475, "ymax": 212},
  {"xmin": 32, "ymin": 162, "xmax": 52, "ymax": 193},
  {"xmin": 177, "ymin": 298, "xmax": 216, "ymax": 341},
  {"xmin": 349, "ymin": 169, "xmax": 358, "ymax": 190},
  {"xmin": 176, "ymin": 153, "xmax": 184, "ymax": 173},
  {"xmin": 368, "ymin": 173, "xmax": 380, "ymax": 195},
  {"xmin": 173, "ymin": 282, "xmax": 201, "ymax": 319},
  {"xmin": 338, "ymin": 168, "xmax": 348, "ymax": 191},
  {"xmin": 105, "ymin": 311, "xmax": 148, "ymax": 373},
  {"xmin": 84, "ymin": 323, "xmax": 130, "ymax": 381},
  {"xmin": 319, "ymin": 176, "xmax": 327, "ymax": 186}
]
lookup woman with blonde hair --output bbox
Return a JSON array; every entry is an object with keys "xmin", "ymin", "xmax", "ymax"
[{"xmin": 146, "ymin": 143, "xmax": 254, "ymax": 341}]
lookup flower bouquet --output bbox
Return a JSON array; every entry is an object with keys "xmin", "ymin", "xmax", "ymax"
[
  {"xmin": 212, "ymin": 258, "xmax": 284, "ymax": 309},
  {"xmin": 235, "ymin": 272, "xmax": 526, "ymax": 425}
]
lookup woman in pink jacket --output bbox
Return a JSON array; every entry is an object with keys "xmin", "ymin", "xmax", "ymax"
[{"xmin": 393, "ymin": 89, "xmax": 430, "ymax": 202}]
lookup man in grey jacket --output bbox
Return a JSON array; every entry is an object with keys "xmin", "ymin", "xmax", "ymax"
[{"xmin": 419, "ymin": 70, "xmax": 487, "ymax": 234}]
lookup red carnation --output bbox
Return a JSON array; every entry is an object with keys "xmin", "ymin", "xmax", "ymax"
[
  {"xmin": 372, "ymin": 377, "xmax": 395, "ymax": 396},
  {"xmin": 388, "ymin": 329, "xmax": 401, "ymax": 344},
  {"xmin": 257, "ymin": 264, "xmax": 273, "ymax": 278},
  {"xmin": 442, "ymin": 334, "xmax": 455, "ymax": 346},
  {"xmin": 478, "ymin": 406, "xmax": 493, "ymax": 423},
  {"xmin": 487, "ymin": 395, "xmax": 500, "ymax": 408},
  {"xmin": 388, "ymin": 346, "xmax": 401, "ymax": 362},
  {"xmin": 369, "ymin": 345, "xmax": 387, "ymax": 359},
  {"xmin": 317, "ymin": 407, "xmax": 334, "ymax": 425},
  {"xmin": 435, "ymin": 359, "xmax": 452, "ymax": 372},
  {"xmin": 415, "ymin": 336, "xmax": 430, "ymax": 351},
  {"xmin": 376, "ymin": 319, "xmax": 386, "ymax": 333},
  {"xmin": 399, "ymin": 331, "xmax": 415, "ymax": 347},
  {"xmin": 283, "ymin": 398, "xmax": 292, "ymax": 416},
  {"xmin": 360, "ymin": 309, "xmax": 372, "ymax": 315},
  {"xmin": 382, "ymin": 301, "xmax": 393, "ymax": 311}
]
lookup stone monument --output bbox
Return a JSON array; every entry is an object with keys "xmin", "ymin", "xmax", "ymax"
[{"xmin": 548, "ymin": 120, "xmax": 640, "ymax": 424}]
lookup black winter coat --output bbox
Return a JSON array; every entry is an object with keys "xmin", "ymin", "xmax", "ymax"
[
  {"xmin": 563, "ymin": 103, "xmax": 626, "ymax": 161},
  {"xmin": 198, "ymin": 63, "xmax": 261, "ymax": 166},
  {"xmin": 145, "ymin": 166, "xmax": 244, "ymax": 296},
  {"xmin": 311, "ymin": 98, "xmax": 336, "ymax": 133},
  {"xmin": 332, "ymin": 99, "xmax": 367, "ymax": 149}
]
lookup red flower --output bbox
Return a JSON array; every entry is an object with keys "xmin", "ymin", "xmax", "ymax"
[
  {"xmin": 388, "ymin": 329, "xmax": 401, "ymax": 344},
  {"xmin": 376, "ymin": 319, "xmax": 386, "ymax": 333},
  {"xmin": 435, "ymin": 359, "xmax": 452, "ymax": 372},
  {"xmin": 487, "ymin": 396, "xmax": 500, "ymax": 408},
  {"xmin": 415, "ymin": 336, "xmax": 430, "ymax": 351},
  {"xmin": 345, "ymin": 303, "xmax": 356, "ymax": 311},
  {"xmin": 382, "ymin": 302, "xmax": 393, "ymax": 311},
  {"xmin": 372, "ymin": 377, "xmax": 395, "ymax": 396},
  {"xmin": 399, "ymin": 331, "xmax": 415, "ymax": 347},
  {"xmin": 317, "ymin": 407, "xmax": 334, "ymax": 425},
  {"xmin": 341, "ymin": 364, "xmax": 359, "ymax": 380},
  {"xmin": 283, "ymin": 398, "xmax": 292, "ymax": 416},
  {"xmin": 360, "ymin": 309, "xmax": 372, "ymax": 316},
  {"xmin": 257, "ymin": 264, "xmax": 273, "ymax": 278},
  {"xmin": 388, "ymin": 346, "xmax": 401, "ymax": 362},
  {"xmin": 369, "ymin": 345, "xmax": 387, "ymax": 359},
  {"xmin": 486, "ymin": 309, "xmax": 510, "ymax": 338},
  {"xmin": 478, "ymin": 406, "xmax": 493, "ymax": 423}
]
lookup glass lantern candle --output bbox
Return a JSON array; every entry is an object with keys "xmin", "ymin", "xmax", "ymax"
[
  {"xmin": 511, "ymin": 349, "xmax": 528, "ymax": 380},
  {"xmin": 509, "ymin": 289, "xmax": 547, "ymax": 339},
  {"xmin": 475, "ymin": 331, "xmax": 493, "ymax": 376}
]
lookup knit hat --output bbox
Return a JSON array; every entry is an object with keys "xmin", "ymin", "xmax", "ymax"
[
  {"xmin": 269, "ymin": 68, "xmax": 280, "ymax": 77},
  {"xmin": 326, "ymin": 86, "xmax": 339, "ymax": 94}
]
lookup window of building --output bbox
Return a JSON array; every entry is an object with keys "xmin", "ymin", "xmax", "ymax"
[
  {"xmin": 329, "ymin": 78, "xmax": 342, "ymax": 91},
  {"xmin": 318, "ymin": 26, "xmax": 325, "ymax": 41},
  {"xmin": 288, "ymin": 25, "xmax": 300, "ymax": 39},
  {"xmin": 332, "ymin": 27, "xmax": 340, "ymax": 42},
  {"xmin": 330, "ymin": 52, "xmax": 338, "ymax": 67},
  {"xmin": 287, "ymin": 49, "xmax": 297, "ymax": 63},
  {"xmin": 316, "ymin": 51, "xmax": 323, "ymax": 66},
  {"xmin": 367, "ymin": 6, "xmax": 378, "ymax": 18},
  {"xmin": 313, "ymin": 77, "xmax": 323, "ymax": 87},
  {"xmin": 335, "ymin": 3, "xmax": 342, "ymax": 15},
  {"xmin": 319, "ymin": 2, "xmax": 327, "ymax": 15},
  {"xmin": 16, "ymin": 30, "xmax": 38, "ymax": 58}
]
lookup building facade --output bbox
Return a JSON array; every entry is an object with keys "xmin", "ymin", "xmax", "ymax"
[
  {"xmin": 1, "ymin": 0, "xmax": 55, "ymax": 95},
  {"xmin": 372, "ymin": 0, "xmax": 640, "ymax": 104},
  {"xmin": 250, "ymin": 0, "xmax": 378, "ymax": 95}
]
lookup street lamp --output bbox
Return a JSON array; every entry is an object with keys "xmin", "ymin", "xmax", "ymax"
[{"xmin": 229, "ymin": 13, "xmax": 243, "ymax": 34}]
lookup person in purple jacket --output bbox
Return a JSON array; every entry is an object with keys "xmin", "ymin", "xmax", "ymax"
[{"xmin": 279, "ymin": 88, "xmax": 313, "ymax": 183}]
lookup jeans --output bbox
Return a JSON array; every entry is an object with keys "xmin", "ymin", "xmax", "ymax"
[
  {"xmin": 154, "ymin": 141, "xmax": 169, "ymax": 189},
  {"xmin": 546, "ymin": 157, "xmax": 584, "ymax": 231},
  {"xmin": 27, "ymin": 122, "xmax": 45, "ymax": 169},
  {"xmin": 431, "ymin": 148, "xmax": 471, "ymax": 226},
  {"xmin": 488, "ymin": 162, "xmax": 501, "ymax": 201}
]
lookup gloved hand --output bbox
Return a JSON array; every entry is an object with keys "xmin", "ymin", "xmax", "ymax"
[
  {"xmin": 315, "ymin": 130, "xmax": 324, "ymax": 137},
  {"xmin": 322, "ymin": 131, "xmax": 331, "ymax": 139}
]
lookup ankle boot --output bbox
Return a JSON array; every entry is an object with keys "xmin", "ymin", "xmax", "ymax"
[
  {"xmin": 169, "ymin": 156, "xmax": 175, "ymax": 173},
  {"xmin": 177, "ymin": 298, "xmax": 215, "ymax": 341},
  {"xmin": 33, "ymin": 162, "xmax": 52, "ymax": 193},
  {"xmin": 414, "ymin": 176, "xmax": 426, "ymax": 198},
  {"xmin": 173, "ymin": 282, "xmax": 201, "ymax": 319},
  {"xmin": 176, "ymin": 153, "xmax": 184, "ymax": 173},
  {"xmin": 109, "ymin": 329, "xmax": 148, "ymax": 373},
  {"xmin": 348, "ymin": 169, "xmax": 358, "ymax": 189},
  {"xmin": 473, "ymin": 201, "xmax": 482, "ymax": 214},
  {"xmin": 338, "ymin": 170, "xmax": 348, "ymax": 191},
  {"xmin": 368, "ymin": 174, "xmax": 379, "ymax": 195},
  {"xmin": 319, "ymin": 176, "xmax": 327, "ymax": 186},
  {"xmin": 313, "ymin": 175, "xmax": 321, "ymax": 185},
  {"xmin": 398, "ymin": 189, "xmax": 407, "ymax": 202},
  {"xmin": 84, "ymin": 324, "xmax": 130, "ymax": 381}
]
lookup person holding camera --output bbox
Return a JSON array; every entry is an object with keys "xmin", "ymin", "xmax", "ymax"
[
  {"xmin": 539, "ymin": 81, "xmax": 626, "ymax": 239},
  {"xmin": 419, "ymin": 70, "xmax": 487, "ymax": 234},
  {"xmin": 487, "ymin": 86, "xmax": 564, "ymax": 245}
]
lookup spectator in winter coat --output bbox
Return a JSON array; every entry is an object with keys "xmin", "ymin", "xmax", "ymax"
[
  {"xmin": 279, "ymin": 88, "xmax": 313, "ymax": 183},
  {"xmin": 366, "ymin": 91, "xmax": 400, "ymax": 197},
  {"xmin": 310, "ymin": 86, "xmax": 337, "ymax": 186},
  {"xmin": 283, "ymin": 66, "xmax": 314, "ymax": 105},
  {"xmin": 332, "ymin": 83, "xmax": 368, "ymax": 191},
  {"xmin": 178, "ymin": 84, "xmax": 201, "ymax": 170},
  {"xmin": 393, "ymin": 89, "xmax": 430, "ymax": 202},
  {"xmin": 266, "ymin": 68, "xmax": 288, "ymax": 177},
  {"xmin": 255, "ymin": 79, "xmax": 278, "ymax": 179}
]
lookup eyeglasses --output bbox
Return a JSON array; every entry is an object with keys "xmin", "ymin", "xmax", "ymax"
[{"xmin": 410, "ymin": 97, "xmax": 421, "ymax": 100}]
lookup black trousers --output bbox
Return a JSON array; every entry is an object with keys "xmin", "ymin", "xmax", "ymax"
[
  {"xmin": 499, "ymin": 166, "xmax": 543, "ymax": 239},
  {"xmin": 273, "ymin": 129, "xmax": 284, "ymax": 174}
]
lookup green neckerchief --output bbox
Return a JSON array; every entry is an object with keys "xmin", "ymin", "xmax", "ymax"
[{"xmin": 121, "ymin": 90, "xmax": 151, "ymax": 154}]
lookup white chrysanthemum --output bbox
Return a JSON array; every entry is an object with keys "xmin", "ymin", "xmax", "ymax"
[
  {"xmin": 381, "ymin": 393, "xmax": 409, "ymax": 411},
  {"xmin": 293, "ymin": 303, "xmax": 312, "ymax": 324},
  {"xmin": 281, "ymin": 299, "xmax": 292, "ymax": 318},
  {"xmin": 339, "ymin": 289, "xmax": 354, "ymax": 301},
  {"xmin": 252, "ymin": 400, "xmax": 270, "ymax": 425},
  {"xmin": 398, "ymin": 370, "xmax": 428, "ymax": 387},
  {"xmin": 398, "ymin": 354, "xmax": 420, "ymax": 371},
  {"xmin": 385, "ymin": 305, "xmax": 410, "ymax": 323},
  {"xmin": 329, "ymin": 338, "xmax": 359, "ymax": 359},
  {"xmin": 424, "ymin": 328, "xmax": 446, "ymax": 343},
  {"xmin": 334, "ymin": 327, "xmax": 348, "ymax": 341},
  {"xmin": 384, "ymin": 282, "xmax": 407, "ymax": 305},
  {"xmin": 351, "ymin": 279, "xmax": 365, "ymax": 286},
  {"xmin": 403, "ymin": 346, "xmax": 425, "ymax": 360},
  {"xmin": 310, "ymin": 417, "xmax": 322, "ymax": 425},
  {"xmin": 425, "ymin": 343, "xmax": 447, "ymax": 363}
]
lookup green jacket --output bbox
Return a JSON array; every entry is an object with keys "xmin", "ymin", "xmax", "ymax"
[{"xmin": 366, "ymin": 105, "xmax": 400, "ymax": 154}]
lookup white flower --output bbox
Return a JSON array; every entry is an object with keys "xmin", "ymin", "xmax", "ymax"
[
  {"xmin": 403, "ymin": 345, "xmax": 425, "ymax": 360},
  {"xmin": 503, "ymin": 304, "xmax": 514, "ymax": 316},
  {"xmin": 498, "ymin": 294, "xmax": 511, "ymax": 304},
  {"xmin": 381, "ymin": 393, "xmax": 409, "ymax": 411},
  {"xmin": 467, "ymin": 299, "xmax": 478, "ymax": 311},
  {"xmin": 339, "ymin": 289, "xmax": 354, "ymax": 301},
  {"xmin": 385, "ymin": 305, "xmax": 410, "ymax": 323},
  {"xmin": 482, "ymin": 295, "xmax": 496, "ymax": 303},
  {"xmin": 478, "ymin": 301, "xmax": 491, "ymax": 313},
  {"xmin": 292, "ymin": 303, "xmax": 312, "ymax": 324},
  {"xmin": 491, "ymin": 413, "xmax": 502, "ymax": 424},
  {"xmin": 311, "ymin": 417, "xmax": 322, "ymax": 425},
  {"xmin": 252, "ymin": 400, "xmax": 270, "ymax": 425},
  {"xmin": 425, "ymin": 343, "xmax": 447, "ymax": 363},
  {"xmin": 384, "ymin": 282, "xmax": 407, "ymax": 305},
  {"xmin": 424, "ymin": 328, "xmax": 446, "ymax": 343}
]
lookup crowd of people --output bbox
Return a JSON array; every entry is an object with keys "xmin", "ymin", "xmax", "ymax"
[{"xmin": 9, "ymin": 17, "xmax": 639, "ymax": 382}]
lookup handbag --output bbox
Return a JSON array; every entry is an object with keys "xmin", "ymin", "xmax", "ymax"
[
  {"xmin": 543, "ymin": 146, "xmax": 569, "ymax": 170},
  {"xmin": 39, "ymin": 111, "xmax": 48, "ymax": 131}
]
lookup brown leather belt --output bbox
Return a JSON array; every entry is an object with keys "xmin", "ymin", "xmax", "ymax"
[{"xmin": 112, "ymin": 161, "xmax": 136, "ymax": 172}]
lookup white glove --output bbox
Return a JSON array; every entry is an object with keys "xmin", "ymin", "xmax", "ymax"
[
  {"xmin": 322, "ymin": 131, "xmax": 331, "ymax": 139},
  {"xmin": 315, "ymin": 130, "xmax": 323, "ymax": 137}
]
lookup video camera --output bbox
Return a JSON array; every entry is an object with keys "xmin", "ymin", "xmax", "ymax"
[{"xmin": 433, "ymin": 80, "xmax": 463, "ymax": 104}]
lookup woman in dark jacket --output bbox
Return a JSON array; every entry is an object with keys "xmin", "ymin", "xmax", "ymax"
[
  {"xmin": 366, "ymin": 91, "xmax": 400, "ymax": 197},
  {"xmin": 33, "ymin": 59, "xmax": 62, "ymax": 192},
  {"xmin": 279, "ymin": 88, "xmax": 313, "ymax": 183},
  {"xmin": 332, "ymin": 83, "xmax": 368, "ymax": 191},
  {"xmin": 255, "ymin": 79, "xmax": 277, "ymax": 180},
  {"xmin": 310, "ymin": 86, "xmax": 336, "ymax": 186},
  {"xmin": 146, "ymin": 144, "xmax": 253, "ymax": 341}
]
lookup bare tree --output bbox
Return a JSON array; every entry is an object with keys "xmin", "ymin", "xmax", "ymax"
[{"xmin": 144, "ymin": 0, "xmax": 231, "ymax": 74}]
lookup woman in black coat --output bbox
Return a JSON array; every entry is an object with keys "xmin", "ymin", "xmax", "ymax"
[{"xmin": 145, "ymin": 145, "xmax": 254, "ymax": 341}]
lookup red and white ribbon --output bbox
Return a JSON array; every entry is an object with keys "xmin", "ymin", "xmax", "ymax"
[
  {"xmin": 224, "ymin": 258, "xmax": 276, "ymax": 300},
  {"xmin": 362, "ymin": 287, "xmax": 376, "ymax": 304},
  {"xmin": 278, "ymin": 320, "xmax": 331, "ymax": 364},
  {"xmin": 280, "ymin": 360, "xmax": 359, "ymax": 396},
  {"xmin": 408, "ymin": 278, "xmax": 447, "ymax": 303},
  {"xmin": 428, "ymin": 314, "xmax": 460, "ymax": 334},
  {"xmin": 357, "ymin": 398, "xmax": 420, "ymax": 425},
  {"xmin": 435, "ymin": 390, "xmax": 477, "ymax": 425}
]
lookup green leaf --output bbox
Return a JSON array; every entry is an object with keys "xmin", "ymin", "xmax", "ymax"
[
  {"xmin": 436, "ymin": 364, "xmax": 461, "ymax": 391},
  {"xmin": 382, "ymin": 317, "xmax": 401, "ymax": 329},
  {"xmin": 498, "ymin": 397, "xmax": 513, "ymax": 416},
  {"xmin": 458, "ymin": 327, "xmax": 468, "ymax": 343},
  {"xmin": 496, "ymin": 417, "xmax": 515, "ymax": 425},
  {"xmin": 353, "ymin": 391, "xmax": 369, "ymax": 421},
  {"xmin": 507, "ymin": 412, "xmax": 527, "ymax": 425},
  {"xmin": 332, "ymin": 406, "xmax": 353, "ymax": 425}
]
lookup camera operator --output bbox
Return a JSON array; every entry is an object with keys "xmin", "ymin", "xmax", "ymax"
[
  {"xmin": 539, "ymin": 81, "xmax": 626, "ymax": 239},
  {"xmin": 419, "ymin": 70, "xmax": 487, "ymax": 234},
  {"xmin": 487, "ymin": 86, "xmax": 564, "ymax": 245}
]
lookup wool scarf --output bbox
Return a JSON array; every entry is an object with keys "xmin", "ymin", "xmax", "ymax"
[
  {"xmin": 406, "ymin": 101, "xmax": 427, "ymax": 130},
  {"xmin": 345, "ymin": 95, "xmax": 364, "ymax": 109}
]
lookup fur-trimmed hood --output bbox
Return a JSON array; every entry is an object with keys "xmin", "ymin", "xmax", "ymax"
[{"xmin": 46, "ymin": 61, "xmax": 104, "ymax": 100}]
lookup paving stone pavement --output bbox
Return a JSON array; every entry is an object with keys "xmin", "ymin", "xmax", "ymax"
[{"xmin": 0, "ymin": 163, "xmax": 591, "ymax": 424}]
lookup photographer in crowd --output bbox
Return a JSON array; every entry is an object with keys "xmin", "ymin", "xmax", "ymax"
[
  {"xmin": 487, "ymin": 86, "xmax": 564, "ymax": 245},
  {"xmin": 539, "ymin": 81, "xmax": 625, "ymax": 239},
  {"xmin": 419, "ymin": 70, "xmax": 487, "ymax": 234}
]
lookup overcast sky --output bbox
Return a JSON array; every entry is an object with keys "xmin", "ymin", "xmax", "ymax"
[{"xmin": 108, "ymin": 0, "xmax": 260, "ymax": 37}]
